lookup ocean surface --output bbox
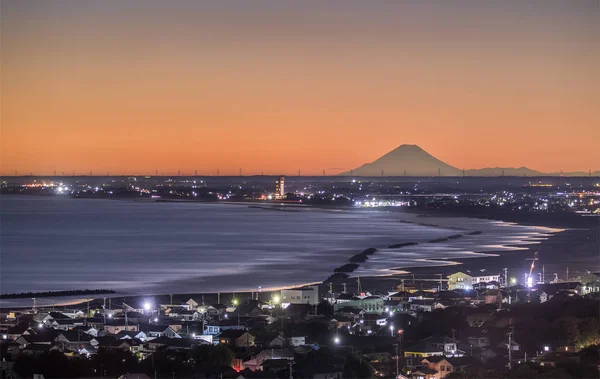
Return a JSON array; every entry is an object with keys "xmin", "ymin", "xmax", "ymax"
[{"xmin": 0, "ymin": 196, "xmax": 561, "ymax": 305}]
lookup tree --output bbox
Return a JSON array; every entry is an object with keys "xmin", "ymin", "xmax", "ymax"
[{"xmin": 191, "ymin": 344, "xmax": 234, "ymax": 367}]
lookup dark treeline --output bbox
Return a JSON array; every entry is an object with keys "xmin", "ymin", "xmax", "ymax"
[{"xmin": 0, "ymin": 289, "xmax": 116, "ymax": 299}]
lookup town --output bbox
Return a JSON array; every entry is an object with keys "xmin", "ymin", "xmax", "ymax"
[
  {"xmin": 2, "ymin": 175, "xmax": 600, "ymax": 215},
  {"xmin": 2, "ymin": 270, "xmax": 599, "ymax": 378}
]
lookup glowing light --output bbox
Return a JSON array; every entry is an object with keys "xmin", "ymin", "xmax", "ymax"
[
  {"xmin": 334, "ymin": 337, "xmax": 340, "ymax": 344},
  {"xmin": 154, "ymin": 318, "xmax": 158, "ymax": 322},
  {"xmin": 273, "ymin": 295, "xmax": 280, "ymax": 304},
  {"xmin": 232, "ymin": 299, "xmax": 238, "ymax": 306},
  {"xmin": 527, "ymin": 276, "xmax": 533, "ymax": 288},
  {"xmin": 144, "ymin": 301, "xmax": 152, "ymax": 311},
  {"xmin": 510, "ymin": 277, "xmax": 517, "ymax": 285},
  {"xmin": 544, "ymin": 346, "xmax": 550, "ymax": 352}
]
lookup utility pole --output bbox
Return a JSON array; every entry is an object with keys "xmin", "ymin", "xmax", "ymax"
[
  {"xmin": 217, "ymin": 169, "xmax": 220, "ymax": 176},
  {"xmin": 542, "ymin": 265, "xmax": 545, "ymax": 284},
  {"xmin": 504, "ymin": 268, "xmax": 508, "ymax": 286},
  {"xmin": 32, "ymin": 298, "xmax": 36, "ymax": 313},
  {"xmin": 507, "ymin": 328, "xmax": 513, "ymax": 370},
  {"xmin": 394, "ymin": 343, "xmax": 400, "ymax": 378},
  {"xmin": 439, "ymin": 273, "xmax": 443, "ymax": 291},
  {"xmin": 217, "ymin": 293, "xmax": 220, "ymax": 304},
  {"xmin": 357, "ymin": 277, "xmax": 362, "ymax": 294},
  {"xmin": 342, "ymin": 283, "xmax": 347, "ymax": 293},
  {"xmin": 289, "ymin": 359, "xmax": 293, "ymax": 379},
  {"xmin": 566, "ymin": 267, "xmax": 569, "ymax": 281}
]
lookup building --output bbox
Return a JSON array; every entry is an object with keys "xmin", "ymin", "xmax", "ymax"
[
  {"xmin": 484, "ymin": 289, "xmax": 503, "ymax": 306},
  {"xmin": 275, "ymin": 176, "xmax": 285, "ymax": 199},
  {"xmin": 333, "ymin": 296, "xmax": 384, "ymax": 314},
  {"xmin": 281, "ymin": 286, "xmax": 319, "ymax": 307},
  {"xmin": 217, "ymin": 329, "xmax": 255, "ymax": 347},
  {"xmin": 404, "ymin": 336, "xmax": 464, "ymax": 367},
  {"xmin": 447, "ymin": 272, "xmax": 501, "ymax": 290}
]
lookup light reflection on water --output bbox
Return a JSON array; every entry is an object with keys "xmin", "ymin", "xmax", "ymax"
[{"xmin": 1, "ymin": 196, "xmax": 562, "ymax": 299}]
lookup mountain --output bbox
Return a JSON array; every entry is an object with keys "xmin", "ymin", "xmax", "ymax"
[
  {"xmin": 340, "ymin": 144, "xmax": 463, "ymax": 176},
  {"xmin": 340, "ymin": 144, "xmax": 595, "ymax": 177}
]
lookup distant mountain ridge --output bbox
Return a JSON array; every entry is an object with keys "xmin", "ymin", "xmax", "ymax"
[{"xmin": 339, "ymin": 144, "xmax": 598, "ymax": 177}]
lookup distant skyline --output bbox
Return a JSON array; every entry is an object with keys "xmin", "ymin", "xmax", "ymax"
[{"xmin": 2, "ymin": 0, "xmax": 599, "ymax": 176}]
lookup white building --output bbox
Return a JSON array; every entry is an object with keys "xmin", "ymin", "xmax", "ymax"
[
  {"xmin": 447, "ymin": 272, "xmax": 501, "ymax": 290},
  {"xmin": 281, "ymin": 286, "xmax": 318, "ymax": 307}
]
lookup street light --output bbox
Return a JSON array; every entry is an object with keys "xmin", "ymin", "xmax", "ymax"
[
  {"xmin": 144, "ymin": 301, "xmax": 152, "ymax": 311},
  {"xmin": 232, "ymin": 299, "xmax": 238, "ymax": 306},
  {"xmin": 334, "ymin": 337, "xmax": 340, "ymax": 344},
  {"xmin": 389, "ymin": 324, "xmax": 394, "ymax": 337},
  {"xmin": 273, "ymin": 295, "xmax": 280, "ymax": 304}
]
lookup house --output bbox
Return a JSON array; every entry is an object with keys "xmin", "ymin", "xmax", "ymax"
[
  {"xmin": 418, "ymin": 357, "xmax": 454, "ymax": 379},
  {"xmin": 333, "ymin": 296, "xmax": 384, "ymax": 314},
  {"xmin": 447, "ymin": 272, "xmax": 500, "ymax": 290},
  {"xmin": 141, "ymin": 325, "xmax": 181, "ymax": 339},
  {"xmin": 61, "ymin": 310, "xmax": 86, "ymax": 319},
  {"xmin": 54, "ymin": 331, "xmax": 93, "ymax": 350},
  {"xmin": 485, "ymin": 290, "xmax": 503, "ymax": 306},
  {"xmin": 254, "ymin": 332, "xmax": 286, "ymax": 348},
  {"xmin": 243, "ymin": 348, "xmax": 295, "ymax": 371},
  {"xmin": 404, "ymin": 336, "xmax": 463, "ymax": 367},
  {"xmin": 285, "ymin": 303, "xmax": 314, "ymax": 319},
  {"xmin": 21, "ymin": 343, "xmax": 54, "ymax": 357},
  {"xmin": 281, "ymin": 286, "xmax": 319, "ymax": 306},
  {"xmin": 108, "ymin": 338, "xmax": 140, "ymax": 352},
  {"xmin": 185, "ymin": 298, "xmax": 199, "ymax": 310},
  {"xmin": 580, "ymin": 273, "xmax": 600, "ymax": 293},
  {"xmin": 116, "ymin": 330, "xmax": 148, "ymax": 341},
  {"xmin": 90, "ymin": 336, "xmax": 118, "ymax": 348},
  {"xmin": 234, "ymin": 301, "xmax": 263, "ymax": 317},
  {"xmin": 535, "ymin": 282, "xmax": 583, "ymax": 299},
  {"xmin": 104, "ymin": 323, "xmax": 139, "ymax": 334},
  {"xmin": 409, "ymin": 300, "xmax": 435, "ymax": 312},
  {"xmin": 217, "ymin": 329, "xmax": 255, "ymax": 347},
  {"xmin": 15, "ymin": 334, "xmax": 55, "ymax": 349},
  {"xmin": 204, "ymin": 325, "xmax": 221, "ymax": 335},
  {"xmin": 206, "ymin": 304, "xmax": 227, "ymax": 317},
  {"xmin": 50, "ymin": 318, "xmax": 84, "ymax": 331},
  {"xmin": 329, "ymin": 316, "xmax": 352, "ymax": 329},
  {"xmin": 290, "ymin": 336, "xmax": 306, "ymax": 347},
  {"xmin": 463, "ymin": 329, "xmax": 490, "ymax": 348},
  {"xmin": 43, "ymin": 312, "xmax": 71, "ymax": 324},
  {"xmin": 72, "ymin": 325, "xmax": 99, "ymax": 337}
]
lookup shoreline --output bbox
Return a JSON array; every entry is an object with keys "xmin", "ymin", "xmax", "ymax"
[{"xmin": 2, "ymin": 197, "xmax": 596, "ymax": 309}]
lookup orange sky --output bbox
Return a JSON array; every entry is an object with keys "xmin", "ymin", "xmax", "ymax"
[{"xmin": 1, "ymin": 1, "xmax": 599, "ymax": 175}]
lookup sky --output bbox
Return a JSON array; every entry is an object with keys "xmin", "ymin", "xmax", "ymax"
[{"xmin": 1, "ymin": 0, "xmax": 599, "ymax": 176}]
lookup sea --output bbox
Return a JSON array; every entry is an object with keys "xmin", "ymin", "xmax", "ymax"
[{"xmin": 0, "ymin": 196, "xmax": 562, "ymax": 306}]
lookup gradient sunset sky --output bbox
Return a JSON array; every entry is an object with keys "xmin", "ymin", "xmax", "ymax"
[{"xmin": 2, "ymin": 0, "xmax": 599, "ymax": 175}]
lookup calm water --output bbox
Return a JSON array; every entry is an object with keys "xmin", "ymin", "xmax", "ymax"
[{"xmin": 0, "ymin": 196, "xmax": 560, "ymax": 302}]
